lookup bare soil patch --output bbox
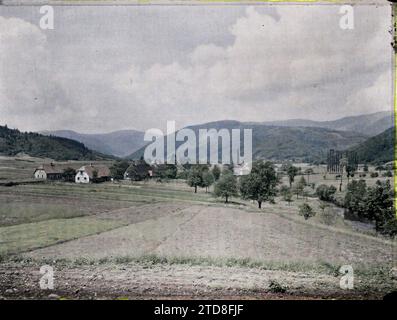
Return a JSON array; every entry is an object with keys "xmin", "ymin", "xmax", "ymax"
[{"xmin": 0, "ymin": 261, "xmax": 393, "ymax": 300}]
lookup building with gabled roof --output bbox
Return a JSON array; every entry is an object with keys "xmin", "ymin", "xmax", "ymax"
[
  {"xmin": 75, "ymin": 164, "xmax": 111, "ymax": 183},
  {"xmin": 34, "ymin": 163, "xmax": 79, "ymax": 181}
]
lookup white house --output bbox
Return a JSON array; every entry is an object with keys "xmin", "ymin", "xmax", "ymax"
[
  {"xmin": 233, "ymin": 162, "xmax": 251, "ymax": 176},
  {"xmin": 75, "ymin": 164, "xmax": 111, "ymax": 183},
  {"xmin": 34, "ymin": 163, "xmax": 78, "ymax": 181}
]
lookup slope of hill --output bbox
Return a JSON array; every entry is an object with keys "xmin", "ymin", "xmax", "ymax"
[
  {"xmin": 0, "ymin": 126, "xmax": 111, "ymax": 161},
  {"xmin": 349, "ymin": 127, "xmax": 394, "ymax": 164},
  {"xmin": 41, "ymin": 130, "xmax": 146, "ymax": 157},
  {"xmin": 128, "ymin": 120, "xmax": 367, "ymax": 163},
  {"xmin": 263, "ymin": 111, "xmax": 392, "ymax": 136}
]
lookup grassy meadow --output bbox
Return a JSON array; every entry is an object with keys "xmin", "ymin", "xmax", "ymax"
[{"xmin": 0, "ymin": 155, "xmax": 395, "ymax": 298}]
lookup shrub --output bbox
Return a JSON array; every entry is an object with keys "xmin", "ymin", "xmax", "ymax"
[
  {"xmin": 382, "ymin": 171, "xmax": 393, "ymax": 178},
  {"xmin": 298, "ymin": 203, "xmax": 315, "ymax": 220},
  {"xmin": 268, "ymin": 280, "xmax": 287, "ymax": 293},
  {"xmin": 370, "ymin": 172, "xmax": 379, "ymax": 178},
  {"xmin": 320, "ymin": 207, "xmax": 337, "ymax": 226},
  {"xmin": 316, "ymin": 184, "xmax": 336, "ymax": 202}
]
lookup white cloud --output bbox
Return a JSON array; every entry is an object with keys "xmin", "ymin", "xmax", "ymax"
[
  {"xmin": 115, "ymin": 6, "xmax": 392, "ymax": 129},
  {"xmin": 0, "ymin": 5, "xmax": 392, "ymax": 133},
  {"xmin": 0, "ymin": 16, "xmax": 78, "ymax": 130},
  {"xmin": 346, "ymin": 70, "xmax": 393, "ymax": 115}
]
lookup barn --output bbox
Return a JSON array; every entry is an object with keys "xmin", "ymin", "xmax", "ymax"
[
  {"xmin": 34, "ymin": 163, "xmax": 78, "ymax": 181},
  {"xmin": 75, "ymin": 164, "xmax": 111, "ymax": 183},
  {"xmin": 124, "ymin": 161, "xmax": 152, "ymax": 181}
]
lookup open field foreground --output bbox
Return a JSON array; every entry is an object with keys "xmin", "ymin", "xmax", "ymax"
[{"xmin": 0, "ymin": 179, "xmax": 395, "ymax": 299}]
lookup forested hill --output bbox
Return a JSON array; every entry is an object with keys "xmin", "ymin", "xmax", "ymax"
[
  {"xmin": 0, "ymin": 125, "xmax": 112, "ymax": 161},
  {"xmin": 349, "ymin": 127, "xmax": 394, "ymax": 164},
  {"xmin": 129, "ymin": 120, "xmax": 367, "ymax": 163}
]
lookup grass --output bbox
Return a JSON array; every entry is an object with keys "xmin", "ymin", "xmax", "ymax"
[
  {"xmin": 0, "ymin": 217, "xmax": 126, "ymax": 255},
  {"xmin": 0, "ymin": 202, "xmax": 85, "ymax": 226}
]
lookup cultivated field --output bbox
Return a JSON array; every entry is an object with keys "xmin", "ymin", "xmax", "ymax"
[{"xmin": 0, "ymin": 156, "xmax": 396, "ymax": 299}]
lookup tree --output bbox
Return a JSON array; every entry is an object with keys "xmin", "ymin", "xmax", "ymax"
[
  {"xmin": 110, "ymin": 160, "xmax": 130, "ymax": 180},
  {"xmin": 279, "ymin": 185, "xmax": 289, "ymax": 199},
  {"xmin": 298, "ymin": 203, "xmax": 315, "ymax": 220},
  {"xmin": 240, "ymin": 161, "xmax": 278, "ymax": 208},
  {"xmin": 342, "ymin": 179, "xmax": 396, "ymax": 236},
  {"xmin": 284, "ymin": 191, "xmax": 293, "ymax": 206},
  {"xmin": 214, "ymin": 172, "xmax": 238, "ymax": 203},
  {"xmin": 316, "ymin": 184, "xmax": 337, "ymax": 202},
  {"xmin": 365, "ymin": 180, "xmax": 395, "ymax": 234},
  {"xmin": 304, "ymin": 168, "xmax": 314, "ymax": 184},
  {"xmin": 279, "ymin": 185, "xmax": 292, "ymax": 205},
  {"xmin": 155, "ymin": 164, "xmax": 177, "ymax": 181},
  {"xmin": 382, "ymin": 170, "xmax": 393, "ymax": 178},
  {"xmin": 339, "ymin": 157, "xmax": 348, "ymax": 191},
  {"xmin": 202, "ymin": 171, "xmax": 215, "ymax": 193},
  {"xmin": 287, "ymin": 165, "xmax": 299, "ymax": 187},
  {"xmin": 370, "ymin": 172, "xmax": 379, "ymax": 178},
  {"xmin": 212, "ymin": 165, "xmax": 221, "ymax": 181},
  {"xmin": 344, "ymin": 180, "xmax": 367, "ymax": 219},
  {"xmin": 292, "ymin": 176, "xmax": 306, "ymax": 199},
  {"xmin": 319, "ymin": 202, "xmax": 329, "ymax": 214},
  {"xmin": 126, "ymin": 161, "xmax": 151, "ymax": 181},
  {"xmin": 187, "ymin": 166, "xmax": 204, "ymax": 193},
  {"xmin": 62, "ymin": 167, "xmax": 76, "ymax": 182},
  {"xmin": 346, "ymin": 164, "xmax": 355, "ymax": 184}
]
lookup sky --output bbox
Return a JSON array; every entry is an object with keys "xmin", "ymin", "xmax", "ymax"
[{"xmin": 0, "ymin": 4, "xmax": 393, "ymax": 133}]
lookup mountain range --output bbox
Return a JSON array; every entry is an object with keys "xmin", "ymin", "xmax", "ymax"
[
  {"xmin": 0, "ymin": 125, "xmax": 111, "ymax": 161},
  {"xmin": 3, "ymin": 110, "xmax": 391, "ymax": 163},
  {"xmin": 41, "ymin": 129, "xmax": 146, "ymax": 157},
  {"xmin": 349, "ymin": 127, "xmax": 394, "ymax": 164},
  {"xmin": 128, "ymin": 120, "xmax": 369, "ymax": 163},
  {"xmin": 260, "ymin": 110, "xmax": 392, "ymax": 136},
  {"xmin": 43, "ymin": 111, "xmax": 392, "ymax": 159}
]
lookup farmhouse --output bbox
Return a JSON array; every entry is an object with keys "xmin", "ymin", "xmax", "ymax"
[
  {"xmin": 34, "ymin": 163, "xmax": 78, "ymax": 181},
  {"xmin": 75, "ymin": 164, "xmax": 111, "ymax": 183},
  {"xmin": 233, "ymin": 162, "xmax": 251, "ymax": 176},
  {"xmin": 124, "ymin": 161, "xmax": 152, "ymax": 181}
]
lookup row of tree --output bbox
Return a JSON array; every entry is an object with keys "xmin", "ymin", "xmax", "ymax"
[
  {"xmin": 185, "ymin": 161, "xmax": 279, "ymax": 208},
  {"xmin": 344, "ymin": 179, "xmax": 396, "ymax": 236}
]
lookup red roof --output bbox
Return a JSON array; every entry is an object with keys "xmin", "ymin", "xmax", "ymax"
[{"xmin": 77, "ymin": 165, "xmax": 110, "ymax": 179}]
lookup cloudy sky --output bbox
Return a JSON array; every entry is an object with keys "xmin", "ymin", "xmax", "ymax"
[{"xmin": 0, "ymin": 5, "xmax": 393, "ymax": 133}]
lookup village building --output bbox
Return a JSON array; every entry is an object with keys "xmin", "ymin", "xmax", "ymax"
[
  {"xmin": 34, "ymin": 163, "xmax": 79, "ymax": 181},
  {"xmin": 233, "ymin": 162, "xmax": 251, "ymax": 176},
  {"xmin": 75, "ymin": 164, "xmax": 111, "ymax": 183},
  {"xmin": 124, "ymin": 161, "xmax": 152, "ymax": 181}
]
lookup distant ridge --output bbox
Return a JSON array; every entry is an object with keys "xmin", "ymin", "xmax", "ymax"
[
  {"xmin": 41, "ymin": 129, "xmax": 146, "ymax": 157},
  {"xmin": 128, "ymin": 120, "xmax": 367, "ymax": 163},
  {"xmin": 261, "ymin": 111, "xmax": 392, "ymax": 136},
  {"xmin": 40, "ymin": 111, "xmax": 392, "ymax": 161},
  {"xmin": 0, "ymin": 125, "xmax": 112, "ymax": 161},
  {"xmin": 349, "ymin": 127, "xmax": 394, "ymax": 164}
]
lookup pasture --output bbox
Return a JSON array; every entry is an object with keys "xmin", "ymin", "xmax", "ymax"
[{"xmin": 0, "ymin": 156, "xmax": 395, "ymax": 299}]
